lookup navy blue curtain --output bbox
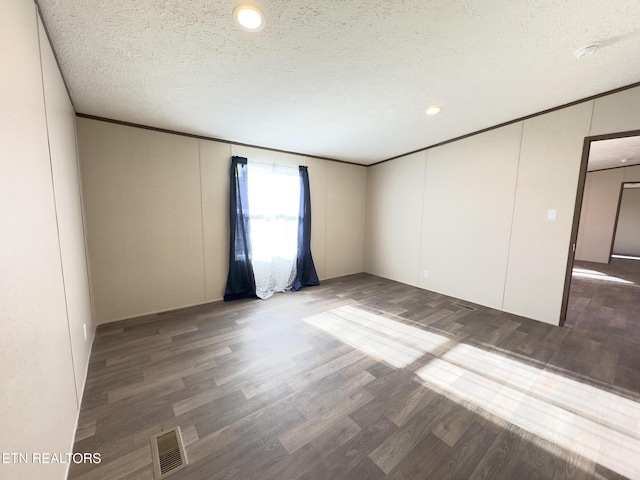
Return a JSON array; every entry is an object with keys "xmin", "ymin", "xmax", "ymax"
[
  {"xmin": 292, "ymin": 166, "xmax": 320, "ymax": 291},
  {"xmin": 224, "ymin": 156, "xmax": 256, "ymax": 301}
]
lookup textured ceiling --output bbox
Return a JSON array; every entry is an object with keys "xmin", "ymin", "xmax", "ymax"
[
  {"xmin": 37, "ymin": 0, "xmax": 640, "ymax": 165},
  {"xmin": 588, "ymin": 136, "xmax": 640, "ymax": 171}
]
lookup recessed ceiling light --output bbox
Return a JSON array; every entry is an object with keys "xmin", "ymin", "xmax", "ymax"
[
  {"xmin": 426, "ymin": 106, "xmax": 442, "ymax": 116},
  {"xmin": 574, "ymin": 43, "xmax": 600, "ymax": 59},
  {"xmin": 620, "ymin": 158, "xmax": 628, "ymax": 163},
  {"xmin": 233, "ymin": 5, "xmax": 265, "ymax": 32}
]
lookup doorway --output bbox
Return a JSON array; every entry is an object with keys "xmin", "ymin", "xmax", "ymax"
[{"xmin": 560, "ymin": 131, "xmax": 640, "ymax": 346}]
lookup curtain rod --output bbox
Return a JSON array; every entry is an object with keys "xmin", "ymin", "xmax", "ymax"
[{"xmin": 246, "ymin": 159, "xmax": 302, "ymax": 170}]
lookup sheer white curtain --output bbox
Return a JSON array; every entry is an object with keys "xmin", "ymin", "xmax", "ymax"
[{"xmin": 247, "ymin": 162, "xmax": 300, "ymax": 299}]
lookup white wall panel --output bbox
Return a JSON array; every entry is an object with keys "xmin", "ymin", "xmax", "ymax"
[
  {"xmin": 200, "ymin": 140, "xmax": 231, "ymax": 302},
  {"xmin": 613, "ymin": 188, "xmax": 640, "ymax": 256},
  {"xmin": 419, "ymin": 124, "xmax": 521, "ymax": 309},
  {"xmin": 1, "ymin": 5, "xmax": 82, "ymax": 479},
  {"xmin": 39, "ymin": 17, "xmax": 94, "ymax": 406},
  {"xmin": 590, "ymin": 86, "xmax": 640, "ymax": 136},
  {"xmin": 77, "ymin": 119, "xmax": 205, "ymax": 323},
  {"xmin": 576, "ymin": 165, "xmax": 640, "ymax": 263},
  {"xmin": 305, "ymin": 157, "xmax": 328, "ymax": 280},
  {"xmin": 78, "ymin": 122, "xmax": 366, "ymax": 322},
  {"xmin": 365, "ymin": 152, "xmax": 426, "ymax": 286},
  {"xmin": 503, "ymin": 102, "xmax": 593, "ymax": 324},
  {"xmin": 325, "ymin": 162, "xmax": 367, "ymax": 278}
]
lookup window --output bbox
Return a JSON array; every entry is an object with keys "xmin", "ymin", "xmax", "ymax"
[
  {"xmin": 247, "ymin": 162, "xmax": 300, "ymax": 299},
  {"xmin": 224, "ymin": 156, "xmax": 319, "ymax": 302}
]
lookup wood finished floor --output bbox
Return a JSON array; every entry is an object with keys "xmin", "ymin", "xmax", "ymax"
[
  {"xmin": 566, "ymin": 257, "xmax": 640, "ymax": 349},
  {"xmin": 70, "ymin": 273, "xmax": 640, "ymax": 480}
]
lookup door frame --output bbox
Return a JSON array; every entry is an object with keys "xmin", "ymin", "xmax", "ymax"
[{"xmin": 558, "ymin": 128, "xmax": 640, "ymax": 327}]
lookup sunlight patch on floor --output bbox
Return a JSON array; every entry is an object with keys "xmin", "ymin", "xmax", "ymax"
[
  {"xmin": 417, "ymin": 344, "xmax": 640, "ymax": 479},
  {"xmin": 304, "ymin": 305, "xmax": 640, "ymax": 479},
  {"xmin": 611, "ymin": 254, "xmax": 640, "ymax": 261},
  {"xmin": 572, "ymin": 268, "xmax": 634, "ymax": 285},
  {"xmin": 302, "ymin": 305, "xmax": 449, "ymax": 368}
]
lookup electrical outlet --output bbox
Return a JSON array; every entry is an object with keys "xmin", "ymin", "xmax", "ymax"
[
  {"xmin": 83, "ymin": 324, "xmax": 87, "ymax": 341},
  {"xmin": 423, "ymin": 270, "xmax": 429, "ymax": 279}
]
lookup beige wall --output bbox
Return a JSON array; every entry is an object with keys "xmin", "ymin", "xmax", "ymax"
[
  {"xmin": 576, "ymin": 165, "xmax": 640, "ymax": 262},
  {"xmin": 365, "ymin": 152, "xmax": 426, "ymax": 286},
  {"xmin": 78, "ymin": 121, "xmax": 367, "ymax": 323},
  {"xmin": 365, "ymin": 85, "xmax": 640, "ymax": 325},
  {"xmin": 613, "ymin": 188, "xmax": 640, "ymax": 256},
  {"xmin": 77, "ymin": 120, "xmax": 206, "ymax": 323},
  {"xmin": 200, "ymin": 140, "xmax": 232, "ymax": 302},
  {"xmin": 1, "ymin": 4, "xmax": 94, "ymax": 480},
  {"xmin": 305, "ymin": 157, "xmax": 329, "ymax": 280},
  {"xmin": 39, "ymin": 16, "xmax": 94, "ymax": 406},
  {"xmin": 590, "ymin": 87, "xmax": 640, "ymax": 136},
  {"xmin": 503, "ymin": 102, "xmax": 592, "ymax": 322},
  {"xmin": 420, "ymin": 124, "xmax": 521, "ymax": 309},
  {"xmin": 325, "ymin": 161, "xmax": 368, "ymax": 278}
]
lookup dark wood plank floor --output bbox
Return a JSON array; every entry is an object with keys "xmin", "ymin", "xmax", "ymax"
[
  {"xmin": 566, "ymin": 257, "xmax": 640, "ymax": 349},
  {"xmin": 69, "ymin": 273, "xmax": 640, "ymax": 480}
]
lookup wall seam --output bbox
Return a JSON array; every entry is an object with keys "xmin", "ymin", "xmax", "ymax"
[
  {"xmin": 324, "ymin": 163, "xmax": 329, "ymax": 279},
  {"xmin": 198, "ymin": 140, "xmax": 208, "ymax": 301},
  {"xmin": 360, "ymin": 167, "xmax": 367, "ymax": 273},
  {"xmin": 587, "ymin": 98, "xmax": 596, "ymax": 136},
  {"xmin": 500, "ymin": 121, "xmax": 525, "ymax": 309},
  {"xmin": 416, "ymin": 151, "xmax": 429, "ymax": 287},
  {"xmin": 362, "ymin": 169, "xmax": 368, "ymax": 272},
  {"xmin": 35, "ymin": 7, "xmax": 80, "ymax": 409}
]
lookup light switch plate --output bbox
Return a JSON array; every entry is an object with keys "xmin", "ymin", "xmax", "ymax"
[{"xmin": 547, "ymin": 209, "xmax": 557, "ymax": 220}]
